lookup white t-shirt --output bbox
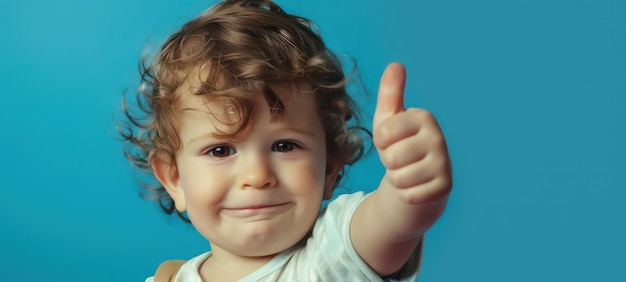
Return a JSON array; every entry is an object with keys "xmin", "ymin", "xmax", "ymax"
[{"xmin": 146, "ymin": 192, "xmax": 422, "ymax": 282}]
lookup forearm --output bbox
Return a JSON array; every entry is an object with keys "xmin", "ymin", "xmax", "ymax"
[{"xmin": 350, "ymin": 177, "xmax": 449, "ymax": 275}]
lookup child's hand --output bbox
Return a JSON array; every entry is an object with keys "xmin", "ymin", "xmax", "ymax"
[
  {"xmin": 373, "ymin": 63, "xmax": 452, "ymax": 205},
  {"xmin": 350, "ymin": 63, "xmax": 451, "ymax": 274}
]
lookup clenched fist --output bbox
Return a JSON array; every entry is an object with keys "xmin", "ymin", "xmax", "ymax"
[{"xmin": 373, "ymin": 63, "xmax": 452, "ymax": 205}]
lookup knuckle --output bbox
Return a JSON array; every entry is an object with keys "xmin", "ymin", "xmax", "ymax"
[
  {"xmin": 386, "ymin": 170, "xmax": 407, "ymax": 188},
  {"xmin": 384, "ymin": 149, "xmax": 405, "ymax": 170},
  {"xmin": 418, "ymin": 109, "xmax": 435, "ymax": 121},
  {"xmin": 408, "ymin": 108, "xmax": 433, "ymax": 119},
  {"xmin": 433, "ymin": 175, "xmax": 452, "ymax": 193},
  {"xmin": 397, "ymin": 189, "xmax": 415, "ymax": 204},
  {"xmin": 373, "ymin": 123, "xmax": 392, "ymax": 149},
  {"xmin": 379, "ymin": 152, "xmax": 393, "ymax": 168},
  {"xmin": 427, "ymin": 134, "xmax": 445, "ymax": 150}
]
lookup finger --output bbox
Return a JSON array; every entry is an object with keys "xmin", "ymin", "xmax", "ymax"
[
  {"xmin": 373, "ymin": 108, "xmax": 424, "ymax": 150},
  {"xmin": 394, "ymin": 175, "xmax": 452, "ymax": 205},
  {"xmin": 378, "ymin": 132, "xmax": 427, "ymax": 170},
  {"xmin": 385, "ymin": 153, "xmax": 448, "ymax": 190},
  {"xmin": 373, "ymin": 62, "xmax": 407, "ymax": 129}
]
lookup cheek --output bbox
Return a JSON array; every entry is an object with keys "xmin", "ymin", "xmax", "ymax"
[
  {"xmin": 180, "ymin": 163, "xmax": 230, "ymax": 205},
  {"xmin": 182, "ymin": 169, "xmax": 231, "ymax": 227},
  {"xmin": 281, "ymin": 157, "xmax": 327, "ymax": 192}
]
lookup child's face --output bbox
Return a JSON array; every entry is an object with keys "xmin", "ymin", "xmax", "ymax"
[{"xmin": 170, "ymin": 82, "xmax": 336, "ymax": 257}]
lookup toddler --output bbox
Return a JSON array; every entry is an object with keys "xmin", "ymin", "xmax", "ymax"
[{"xmin": 120, "ymin": 0, "xmax": 452, "ymax": 281}]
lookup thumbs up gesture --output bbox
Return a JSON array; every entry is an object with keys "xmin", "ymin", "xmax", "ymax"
[
  {"xmin": 347, "ymin": 63, "xmax": 452, "ymax": 274},
  {"xmin": 373, "ymin": 63, "xmax": 452, "ymax": 205}
]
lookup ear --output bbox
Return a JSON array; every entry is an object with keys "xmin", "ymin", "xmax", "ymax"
[
  {"xmin": 152, "ymin": 154, "xmax": 186, "ymax": 212},
  {"xmin": 323, "ymin": 158, "xmax": 343, "ymax": 200}
]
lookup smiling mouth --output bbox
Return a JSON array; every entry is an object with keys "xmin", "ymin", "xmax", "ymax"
[{"xmin": 221, "ymin": 203, "xmax": 293, "ymax": 218}]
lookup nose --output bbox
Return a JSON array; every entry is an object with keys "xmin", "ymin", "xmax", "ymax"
[{"xmin": 238, "ymin": 153, "xmax": 277, "ymax": 190}]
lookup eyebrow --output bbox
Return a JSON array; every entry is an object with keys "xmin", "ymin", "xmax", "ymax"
[
  {"xmin": 186, "ymin": 125, "xmax": 320, "ymax": 146},
  {"xmin": 187, "ymin": 132, "xmax": 219, "ymax": 146},
  {"xmin": 180, "ymin": 107, "xmax": 207, "ymax": 114},
  {"xmin": 279, "ymin": 126, "xmax": 319, "ymax": 138}
]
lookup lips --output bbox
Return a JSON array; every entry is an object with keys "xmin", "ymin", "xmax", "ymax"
[{"xmin": 221, "ymin": 202, "xmax": 293, "ymax": 218}]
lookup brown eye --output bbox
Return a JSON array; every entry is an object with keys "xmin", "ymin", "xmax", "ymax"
[
  {"xmin": 207, "ymin": 145, "xmax": 236, "ymax": 157},
  {"xmin": 272, "ymin": 141, "xmax": 300, "ymax": 152}
]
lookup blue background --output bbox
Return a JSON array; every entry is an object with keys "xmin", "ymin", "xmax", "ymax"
[{"xmin": 2, "ymin": 0, "xmax": 625, "ymax": 281}]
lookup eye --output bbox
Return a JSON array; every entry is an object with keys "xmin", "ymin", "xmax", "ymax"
[
  {"xmin": 272, "ymin": 140, "xmax": 300, "ymax": 153},
  {"xmin": 206, "ymin": 145, "xmax": 236, "ymax": 158}
]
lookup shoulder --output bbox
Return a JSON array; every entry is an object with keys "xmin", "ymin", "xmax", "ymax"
[
  {"xmin": 314, "ymin": 191, "xmax": 369, "ymax": 235},
  {"xmin": 324, "ymin": 191, "xmax": 368, "ymax": 217},
  {"xmin": 317, "ymin": 191, "xmax": 369, "ymax": 232},
  {"xmin": 304, "ymin": 191, "xmax": 421, "ymax": 281},
  {"xmin": 145, "ymin": 251, "xmax": 211, "ymax": 282},
  {"xmin": 172, "ymin": 252, "xmax": 211, "ymax": 282}
]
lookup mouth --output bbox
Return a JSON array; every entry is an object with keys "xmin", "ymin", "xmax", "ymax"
[{"xmin": 221, "ymin": 202, "xmax": 293, "ymax": 218}]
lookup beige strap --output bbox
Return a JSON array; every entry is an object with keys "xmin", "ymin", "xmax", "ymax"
[{"xmin": 154, "ymin": 260, "xmax": 186, "ymax": 282}]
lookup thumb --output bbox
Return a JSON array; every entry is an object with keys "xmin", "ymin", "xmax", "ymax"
[{"xmin": 373, "ymin": 62, "xmax": 406, "ymax": 129}]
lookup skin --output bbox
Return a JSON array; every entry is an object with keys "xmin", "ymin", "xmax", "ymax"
[
  {"xmin": 350, "ymin": 63, "xmax": 452, "ymax": 275},
  {"xmin": 153, "ymin": 82, "xmax": 341, "ymax": 281},
  {"xmin": 153, "ymin": 63, "xmax": 452, "ymax": 280}
]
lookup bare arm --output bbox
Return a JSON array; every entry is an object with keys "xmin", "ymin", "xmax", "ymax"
[{"xmin": 350, "ymin": 63, "xmax": 452, "ymax": 276}]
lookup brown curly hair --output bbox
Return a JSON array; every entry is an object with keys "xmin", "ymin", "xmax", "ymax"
[{"xmin": 118, "ymin": 0, "xmax": 369, "ymax": 222}]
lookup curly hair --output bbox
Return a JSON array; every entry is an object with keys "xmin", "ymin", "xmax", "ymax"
[{"xmin": 118, "ymin": 0, "xmax": 369, "ymax": 222}]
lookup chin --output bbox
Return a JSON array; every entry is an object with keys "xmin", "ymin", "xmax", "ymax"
[{"xmin": 234, "ymin": 231, "xmax": 309, "ymax": 258}]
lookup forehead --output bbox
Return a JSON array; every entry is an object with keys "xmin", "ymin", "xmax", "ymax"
[
  {"xmin": 177, "ymin": 81, "xmax": 322, "ymax": 137},
  {"xmin": 176, "ymin": 65, "xmax": 315, "ymax": 113},
  {"xmin": 178, "ymin": 81, "xmax": 317, "ymax": 114}
]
